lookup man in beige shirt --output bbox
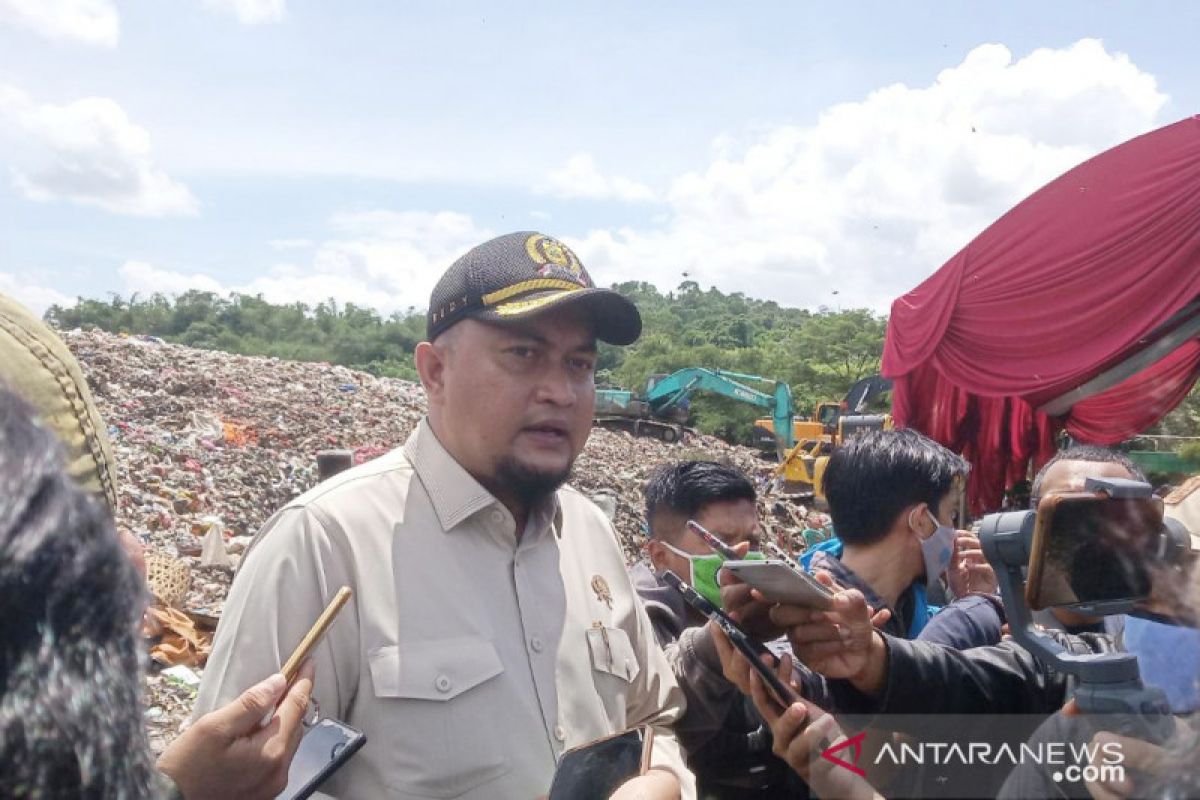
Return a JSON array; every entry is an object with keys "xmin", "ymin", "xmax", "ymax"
[{"xmin": 194, "ymin": 232, "xmax": 694, "ymax": 799}]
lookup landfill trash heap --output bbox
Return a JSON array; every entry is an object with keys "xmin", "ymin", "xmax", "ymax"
[{"xmin": 63, "ymin": 328, "xmax": 828, "ymax": 750}]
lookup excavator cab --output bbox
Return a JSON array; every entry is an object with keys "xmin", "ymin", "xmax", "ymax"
[{"xmin": 815, "ymin": 402, "xmax": 842, "ymax": 434}]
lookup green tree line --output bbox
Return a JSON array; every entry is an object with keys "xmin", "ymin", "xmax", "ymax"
[{"xmin": 45, "ymin": 283, "xmax": 889, "ymax": 445}]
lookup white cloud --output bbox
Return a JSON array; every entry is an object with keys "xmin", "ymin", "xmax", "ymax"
[
  {"xmin": 537, "ymin": 154, "xmax": 657, "ymax": 203},
  {"xmin": 90, "ymin": 39, "xmax": 1169, "ymax": 323},
  {"xmin": 268, "ymin": 238, "xmax": 313, "ymax": 250},
  {"xmin": 202, "ymin": 0, "xmax": 286, "ymax": 24},
  {"xmin": 246, "ymin": 211, "xmax": 490, "ymax": 311},
  {"xmin": 0, "ymin": 0, "xmax": 118, "ymax": 47},
  {"xmin": 119, "ymin": 261, "xmax": 223, "ymax": 295},
  {"xmin": 118, "ymin": 211, "xmax": 492, "ymax": 314},
  {"xmin": 566, "ymin": 39, "xmax": 1168, "ymax": 311},
  {"xmin": 0, "ymin": 272, "xmax": 74, "ymax": 316},
  {"xmin": 0, "ymin": 85, "xmax": 198, "ymax": 217}
]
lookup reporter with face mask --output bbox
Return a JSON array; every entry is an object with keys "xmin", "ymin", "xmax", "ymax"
[
  {"xmin": 632, "ymin": 461, "xmax": 818, "ymax": 798},
  {"xmin": 722, "ymin": 429, "xmax": 1003, "ymax": 656}
]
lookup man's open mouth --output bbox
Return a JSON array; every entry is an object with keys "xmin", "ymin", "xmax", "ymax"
[{"xmin": 524, "ymin": 422, "xmax": 570, "ymax": 440}]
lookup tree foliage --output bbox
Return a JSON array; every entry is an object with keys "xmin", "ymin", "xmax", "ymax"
[
  {"xmin": 47, "ymin": 291, "xmax": 426, "ymax": 381},
  {"xmin": 46, "ymin": 284, "xmax": 889, "ymax": 444}
]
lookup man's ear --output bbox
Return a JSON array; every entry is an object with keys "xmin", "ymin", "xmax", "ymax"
[
  {"xmin": 414, "ymin": 341, "xmax": 446, "ymax": 400},
  {"xmin": 646, "ymin": 540, "xmax": 669, "ymax": 573},
  {"xmin": 903, "ymin": 502, "xmax": 930, "ymax": 537}
]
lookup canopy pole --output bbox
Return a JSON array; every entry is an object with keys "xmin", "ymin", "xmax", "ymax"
[{"xmin": 1038, "ymin": 301, "xmax": 1200, "ymax": 417}]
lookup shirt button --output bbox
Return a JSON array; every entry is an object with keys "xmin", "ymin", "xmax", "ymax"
[
  {"xmin": 490, "ymin": 509, "xmax": 504, "ymax": 524},
  {"xmin": 554, "ymin": 725, "xmax": 566, "ymax": 741},
  {"xmin": 434, "ymin": 675, "xmax": 453, "ymax": 693}
]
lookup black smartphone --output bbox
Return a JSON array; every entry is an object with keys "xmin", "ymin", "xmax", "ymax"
[
  {"xmin": 278, "ymin": 718, "xmax": 366, "ymax": 800},
  {"xmin": 1027, "ymin": 493, "xmax": 1162, "ymax": 610},
  {"xmin": 547, "ymin": 726, "xmax": 654, "ymax": 800},
  {"xmin": 661, "ymin": 570, "xmax": 799, "ymax": 708}
]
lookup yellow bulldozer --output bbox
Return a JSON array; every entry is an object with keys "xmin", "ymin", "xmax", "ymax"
[
  {"xmin": 773, "ymin": 412, "xmax": 894, "ymax": 501},
  {"xmin": 754, "ymin": 376, "xmax": 894, "ymax": 504}
]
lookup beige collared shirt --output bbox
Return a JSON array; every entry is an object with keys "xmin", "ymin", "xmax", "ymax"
[{"xmin": 194, "ymin": 418, "xmax": 695, "ymax": 799}]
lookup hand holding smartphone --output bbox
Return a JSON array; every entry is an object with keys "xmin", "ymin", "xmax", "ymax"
[
  {"xmin": 279, "ymin": 718, "xmax": 367, "ymax": 800},
  {"xmin": 277, "ymin": 586, "xmax": 363, "ymax": 800},
  {"xmin": 720, "ymin": 560, "xmax": 834, "ymax": 611},
  {"xmin": 662, "ymin": 570, "xmax": 800, "ymax": 708}
]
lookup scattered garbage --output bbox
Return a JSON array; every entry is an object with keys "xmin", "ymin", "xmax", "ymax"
[
  {"xmin": 162, "ymin": 665, "xmax": 202, "ymax": 689},
  {"xmin": 198, "ymin": 518, "xmax": 233, "ymax": 568},
  {"xmin": 63, "ymin": 328, "xmax": 818, "ymax": 752}
]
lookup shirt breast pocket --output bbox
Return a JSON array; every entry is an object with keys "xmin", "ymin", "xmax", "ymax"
[
  {"xmin": 369, "ymin": 637, "xmax": 511, "ymax": 798},
  {"xmin": 586, "ymin": 625, "xmax": 641, "ymax": 683}
]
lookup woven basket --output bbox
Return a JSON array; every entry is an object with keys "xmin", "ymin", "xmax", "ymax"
[{"xmin": 145, "ymin": 552, "xmax": 192, "ymax": 609}]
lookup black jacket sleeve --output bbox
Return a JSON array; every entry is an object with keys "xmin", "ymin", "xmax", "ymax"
[{"xmin": 828, "ymin": 631, "xmax": 1115, "ymax": 720}]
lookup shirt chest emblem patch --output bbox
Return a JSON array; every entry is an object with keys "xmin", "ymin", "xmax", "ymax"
[{"xmin": 590, "ymin": 574, "xmax": 613, "ymax": 609}]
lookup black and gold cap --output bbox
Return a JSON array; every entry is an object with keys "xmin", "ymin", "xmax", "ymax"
[{"xmin": 426, "ymin": 231, "xmax": 642, "ymax": 344}]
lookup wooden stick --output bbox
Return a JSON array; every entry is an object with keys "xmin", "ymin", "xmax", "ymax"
[{"xmin": 282, "ymin": 586, "xmax": 352, "ymax": 683}]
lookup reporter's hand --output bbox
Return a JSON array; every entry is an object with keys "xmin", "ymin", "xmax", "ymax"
[
  {"xmin": 771, "ymin": 574, "xmax": 890, "ymax": 688},
  {"xmin": 1084, "ymin": 731, "xmax": 1168, "ymax": 800},
  {"xmin": 946, "ymin": 532, "xmax": 997, "ymax": 597},
  {"xmin": 710, "ymin": 619, "xmax": 791, "ymax": 699},
  {"xmin": 745, "ymin": 661, "xmax": 882, "ymax": 800},
  {"xmin": 157, "ymin": 660, "xmax": 314, "ymax": 800},
  {"xmin": 608, "ymin": 768, "xmax": 680, "ymax": 800},
  {"xmin": 718, "ymin": 551, "xmax": 783, "ymax": 642}
]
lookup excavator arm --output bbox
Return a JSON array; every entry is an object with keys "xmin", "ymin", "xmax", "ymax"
[{"xmin": 643, "ymin": 368, "xmax": 796, "ymax": 453}]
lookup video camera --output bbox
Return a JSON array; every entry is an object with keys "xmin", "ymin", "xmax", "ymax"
[{"xmin": 978, "ymin": 477, "xmax": 1192, "ymax": 744}]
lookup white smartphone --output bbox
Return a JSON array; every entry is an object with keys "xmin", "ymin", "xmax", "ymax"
[{"xmin": 721, "ymin": 559, "xmax": 834, "ymax": 610}]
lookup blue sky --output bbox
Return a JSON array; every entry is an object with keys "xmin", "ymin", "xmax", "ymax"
[{"xmin": 1, "ymin": 1, "xmax": 1197, "ymax": 316}]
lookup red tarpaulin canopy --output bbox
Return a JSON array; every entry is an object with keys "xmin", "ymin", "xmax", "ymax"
[{"xmin": 883, "ymin": 116, "xmax": 1200, "ymax": 513}]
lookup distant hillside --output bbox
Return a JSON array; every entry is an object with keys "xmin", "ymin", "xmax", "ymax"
[{"xmin": 48, "ymin": 282, "xmax": 889, "ymax": 445}]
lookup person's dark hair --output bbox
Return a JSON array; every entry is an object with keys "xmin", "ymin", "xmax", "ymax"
[
  {"xmin": 644, "ymin": 461, "xmax": 756, "ymax": 538},
  {"xmin": 0, "ymin": 389, "xmax": 157, "ymax": 797},
  {"xmin": 821, "ymin": 429, "xmax": 969, "ymax": 546},
  {"xmin": 1029, "ymin": 445, "xmax": 1147, "ymax": 505}
]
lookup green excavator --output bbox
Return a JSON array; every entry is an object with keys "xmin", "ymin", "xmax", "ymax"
[{"xmin": 594, "ymin": 368, "xmax": 796, "ymax": 456}]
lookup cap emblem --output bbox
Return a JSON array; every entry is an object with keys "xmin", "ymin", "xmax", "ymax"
[{"xmin": 526, "ymin": 234, "xmax": 584, "ymax": 282}]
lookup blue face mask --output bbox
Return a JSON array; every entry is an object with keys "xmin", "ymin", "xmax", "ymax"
[
  {"xmin": 916, "ymin": 508, "xmax": 955, "ymax": 588},
  {"xmin": 1122, "ymin": 614, "xmax": 1200, "ymax": 713}
]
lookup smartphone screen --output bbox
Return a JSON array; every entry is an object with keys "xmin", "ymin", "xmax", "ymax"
[
  {"xmin": 721, "ymin": 560, "xmax": 834, "ymax": 610},
  {"xmin": 278, "ymin": 718, "xmax": 366, "ymax": 800},
  {"xmin": 661, "ymin": 570, "xmax": 799, "ymax": 707},
  {"xmin": 547, "ymin": 727, "xmax": 649, "ymax": 800},
  {"xmin": 1028, "ymin": 494, "xmax": 1162, "ymax": 609}
]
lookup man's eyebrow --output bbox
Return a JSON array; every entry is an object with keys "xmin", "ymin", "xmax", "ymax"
[
  {"xmin": 501, "ymin": 329, "xmax": 550, "ymax": 346},
  {"xmin": 500, "ymin": 329, "xmax": 597, "ymax": 353}
]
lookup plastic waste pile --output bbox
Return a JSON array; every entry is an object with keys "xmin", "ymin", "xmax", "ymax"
[{"xmin": 64, "ymin": 328, "xmax": 819, "ymax": 749}]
